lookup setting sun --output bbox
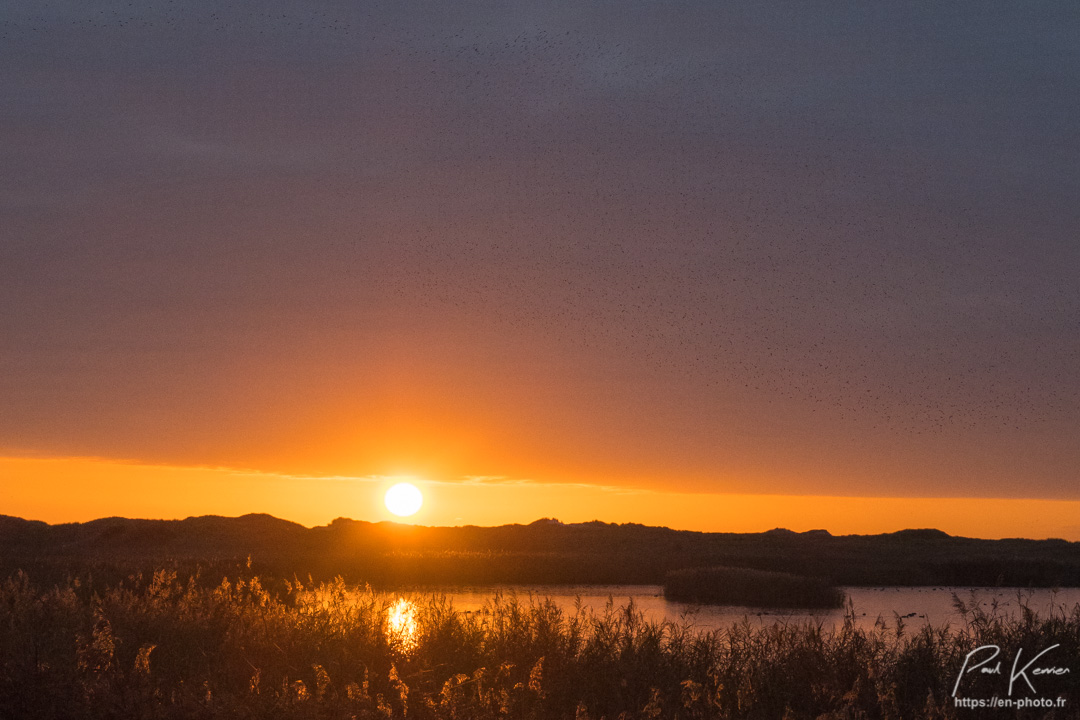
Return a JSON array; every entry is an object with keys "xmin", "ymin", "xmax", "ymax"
[{"xmin": 384, "ymin": 482, "xmax": 423, "ymax": 517}]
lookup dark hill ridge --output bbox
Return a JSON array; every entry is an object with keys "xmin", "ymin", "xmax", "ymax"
[
  {"xmin": 0, "ymin": 513, "xmax": 309, "ymax": 556},
  {"xmin": 1, "ymin": 514, "xmax": 1077, "ymax": 587}
]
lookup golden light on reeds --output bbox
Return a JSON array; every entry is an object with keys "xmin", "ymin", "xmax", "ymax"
[{"xmin": 386, "ymin": 597, "xmax": 418, "ymax": 652}]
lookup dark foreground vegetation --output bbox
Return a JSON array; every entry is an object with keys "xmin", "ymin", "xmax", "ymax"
[
  {"xmin": 2, "ymin": 513, "xmax": 1080, "ymax": 589},
  {"xmin": 663, "ymin": 567, "xmax": 845, "ymax": 609},
  {"xmin": 1, "ymin": 567, "xmax": 1078, "ymax": 719}
]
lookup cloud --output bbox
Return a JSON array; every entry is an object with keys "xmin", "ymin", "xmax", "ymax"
[{"xmin": 0, "ymin": 0, "xmax": 1077, "ymax": 498}]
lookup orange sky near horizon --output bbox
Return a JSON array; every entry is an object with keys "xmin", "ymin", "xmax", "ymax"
[
  {"xmin": 3, "ymin": 456, "xmax": 1078, "ymax": 541},
  {"xmin": 3, "ymin": 0, "xmax": 1079, "ymax": 555}
]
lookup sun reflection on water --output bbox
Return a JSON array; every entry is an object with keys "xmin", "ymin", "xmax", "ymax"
[{"xmin": 386, "ymin": 597, "xmax": 418, "ymax": 652}]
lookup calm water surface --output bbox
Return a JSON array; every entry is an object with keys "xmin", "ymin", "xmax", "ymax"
[{"xmin": 405, "ymin": 585, "xmax": 1080, "ymax": 632}]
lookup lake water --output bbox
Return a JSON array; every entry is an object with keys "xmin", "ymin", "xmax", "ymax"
[{"xmin": 401, "ymin": 585, "xmax": 1080, "ymax": 633}]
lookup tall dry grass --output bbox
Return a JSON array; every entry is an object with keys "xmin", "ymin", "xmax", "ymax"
[{"xmin": 0, "ymin": 568, "xmax": 1077, "ymax": 719}]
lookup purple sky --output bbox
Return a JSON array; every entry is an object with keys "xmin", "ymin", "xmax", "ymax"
[{"xmin": 1, "ymin": 0, "xmax": 1078, "ymax": 498}]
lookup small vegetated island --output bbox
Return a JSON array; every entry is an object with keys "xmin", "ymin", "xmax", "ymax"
[{"xmin": 663, "ymin": 566, "xmax": 846, "ymax": 608}]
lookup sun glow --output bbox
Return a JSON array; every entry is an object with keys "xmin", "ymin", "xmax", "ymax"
[
  {"xmin": 384, "ymin": 482, "xmax": 423, "ymax": 517},
  {"xmin": 386, "ymin": 597, "xmax": 418, "ymax": 651}
]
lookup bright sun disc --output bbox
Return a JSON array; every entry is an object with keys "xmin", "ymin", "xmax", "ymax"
[{"xmin": 384, "ymin": 482, "xmax": 423, "ymax": 517}]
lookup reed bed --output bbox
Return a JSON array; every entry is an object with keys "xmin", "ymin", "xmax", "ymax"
[
  {"xmin": 663, "ymin": 566, "xmax": 845, "ymax": 609},
  {"xmin": 0, "ymin": 568, "xmax": 1077, "ymax": 719}
]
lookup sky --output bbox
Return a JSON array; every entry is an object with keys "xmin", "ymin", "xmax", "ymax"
[{"xmin": 1, "ymin": 0, "xmax": 1078, "ymax": 536}]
